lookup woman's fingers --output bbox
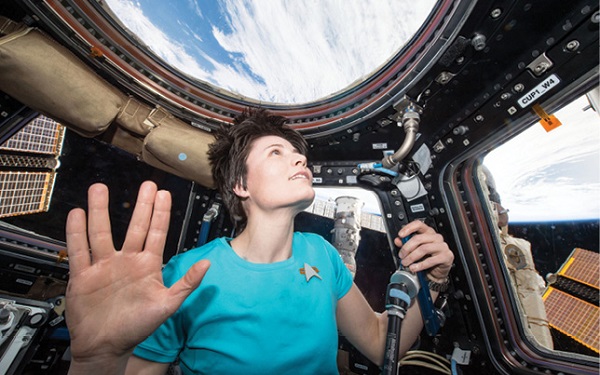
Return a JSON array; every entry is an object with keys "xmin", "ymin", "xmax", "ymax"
[
  {"xmin": 122, "ymin": 181, "xmax": 159, "ymax": 254},
  {"xmin": 144, "ymin": 189, "xmax": 172, "ymax": 258},
  {"xmin": 395, "ymin": 220, "xmax": 453, "ymax": 272},
  {"xmin": 66, "ymin": 208, "xmax": 91, "ymax": 276},
  {"xmin": 166, "ymin": 260, "xmax": 211, "ymax": 313},
  {"xmin": 402, "ymin": 242, "xmax": 453, "ymax": 273},
  {"xmin": 86, "ymin": 183, "xmax": 116, "ymax": 261}
]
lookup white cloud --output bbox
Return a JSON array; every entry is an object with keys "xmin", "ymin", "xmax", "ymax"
[
  {"xmin": 485, "ymin": 96, "xmax": 600, "ymax": 222},
  {"xmin": 212, "ymin": 0, "xmax": 436, "ymax": 103},
  {"xmin": 187, "ymin": 0, "xmax": 204, "ymax": 19},
  {"xmin": 103, "ymin": 0, "xmax": 204, "ymax": 76},
  {"xmin": 104, "ymin": 0, "xmax": 436, "ymax": 103}
]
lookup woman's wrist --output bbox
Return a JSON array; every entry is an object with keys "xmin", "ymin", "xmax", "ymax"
[
  {"xmin": 425, "ymin": 272, "xmax": 448, "ymax": 284},
  {"xmin": 425, "ymin": 272, "xmax": 450, "ymax": 292},
  {"xmin": 68, "ymin": 351, "xmax": 132, "ymax": 375}
]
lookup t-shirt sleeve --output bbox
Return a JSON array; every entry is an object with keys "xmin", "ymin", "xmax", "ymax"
[
  {"xmin": 320, "ymin": 236, "xmax": 354, "ymax": 299},
  {"xmin": 132, "ymin": 259, "xmax": 186, "ymax": 363}
]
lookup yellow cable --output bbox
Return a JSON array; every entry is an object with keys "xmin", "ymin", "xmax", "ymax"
[{"xmin": 399, "ymin": 359, "xmax": 451, "ymax": 374}]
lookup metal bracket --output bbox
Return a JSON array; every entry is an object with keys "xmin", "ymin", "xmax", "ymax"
[{"xmin": 527, "ymin": 53, "xmax": 554, "ymax": 76}]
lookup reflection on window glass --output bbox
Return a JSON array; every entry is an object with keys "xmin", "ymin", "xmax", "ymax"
[
  {"xmin": 103, "ymin": 0, "xmax": 437, "ymax": 104},
  {"xmin": 482, "ymin": 94, "xmax": 600, "ymax": 356}
]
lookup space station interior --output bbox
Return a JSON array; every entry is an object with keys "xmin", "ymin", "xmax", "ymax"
[{"xmin": 0, "ymin": 0, "xmax": 598, "ymax": 374}]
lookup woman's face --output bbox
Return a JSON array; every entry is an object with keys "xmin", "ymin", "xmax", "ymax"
[{"xmin": 235, "ymin": 135, "xmax": 315, "ymax": 215}]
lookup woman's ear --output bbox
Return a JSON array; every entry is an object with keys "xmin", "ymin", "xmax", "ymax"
[{"xmin": 233, "ymin": 181, "xmax": 250, "ymax": 199}]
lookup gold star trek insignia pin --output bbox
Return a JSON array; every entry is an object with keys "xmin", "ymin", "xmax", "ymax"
[{"xmin": 300, "ymin": 263, "xmax": 322, "ymax": 282}]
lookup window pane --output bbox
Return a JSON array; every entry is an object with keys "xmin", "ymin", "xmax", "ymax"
[
  {"xmin": 482, "ymin": 94, "xmax": 600, "ymax": 356},
  {"xmin": 103, "ymin": 0, "xmax": 437, "ymax": 104}
]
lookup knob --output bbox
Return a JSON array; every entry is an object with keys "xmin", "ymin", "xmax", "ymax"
[{"xmin": 0, "ymin": 307, "xmax": 11, "ymax": 324}]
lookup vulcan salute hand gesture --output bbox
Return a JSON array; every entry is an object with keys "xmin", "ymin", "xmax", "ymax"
[{"xmin": 65, "ymin": 181, "xmax": 210, "ymax": 366}]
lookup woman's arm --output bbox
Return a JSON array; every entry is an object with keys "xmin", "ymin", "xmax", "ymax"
[
  {"xmin": 65, "ymin": 182, "xmax": 209, "ymax": 375},
  {"xmin": 336, "ymin": 220, "xmax": 453, "ymax": 366}
]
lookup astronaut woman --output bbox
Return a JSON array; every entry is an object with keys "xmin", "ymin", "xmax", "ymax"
[{"xmin": 65, "ymin": 108, "xmax": 454, "ymax": 374}]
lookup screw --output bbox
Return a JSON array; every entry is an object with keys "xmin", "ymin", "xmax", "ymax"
[
  {"xmin": 436, "ymin": 71, "xmax": 454, "ymax": 85},
  {"xmin": 534, "ymin": 62, "xmax": 550, "ymax": 74},
  {"xmin": 565, "ymin": 40, "xmax": 580, "ymax": 52},
  {"xmin": 472, "ymin": 33, "xmax": 487, "ymax": 51},
  {"xmin": 453, "ymin": 125, "xmax": 469, "ymax": 135}
]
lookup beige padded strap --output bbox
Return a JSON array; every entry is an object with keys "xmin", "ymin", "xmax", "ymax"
[
  {"xmin": 115, "ymin": 96, "xmax": 154, "ymax": 136},
  {"xmin": 0, "ymin": 16, "xmax": 26, "ymax": 36},
  {"xmin": 0, "ymin": 28, "xmax": 125, "ymax": 136}
]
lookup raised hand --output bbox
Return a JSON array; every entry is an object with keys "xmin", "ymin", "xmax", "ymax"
[
  {"xmin": 394, "ymin": 220, "xmax": 453, "ymax": 281},
  {"xmin": 65, "ymin": 181, "xmax": 210, "ymax": 364}
]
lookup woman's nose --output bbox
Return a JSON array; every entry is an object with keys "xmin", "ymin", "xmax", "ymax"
[{"xmin": 293, "ymin": 153, "xmax": 307, "ymax": 166}]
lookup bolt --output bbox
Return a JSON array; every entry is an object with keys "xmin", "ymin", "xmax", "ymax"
[
  {"xmin": 513, "ymin": 83, "xmax": 525, "ymax": 92},
  {"xmin": 490, "ymin": 8, "xmax": 502, "ymax": 19},
  {"xmin": 534, "ymin": 62, "xmax": 550, "ymax": 74},
  {"xmin": 436, "ymin": 71, "xmax": 453, "ymax": 85},
  {"xmin": 565, "ymin": 40, "xmax": 580, "ymax": 52},
  {"xmin": 471, "ymin": 33, "xmax": 487, "ymax": 51},
  {"xmin": 453, "ymin": 126, "xmax": 469, "ymax": 135}
]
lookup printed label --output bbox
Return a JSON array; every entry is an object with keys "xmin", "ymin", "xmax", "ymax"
[
  {"xmin": 16, "ymin": 278, "xmax": 34, "ymax": 286},
  {"xmin": 410, "ymin": 204, "xmax": 425, "ymax": 213},
  {"xmin": 518, "ymin": 74, "xmax": 560, "ymax": 108}
]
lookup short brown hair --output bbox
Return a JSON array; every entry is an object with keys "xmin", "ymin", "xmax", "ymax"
[{"xmin": 207, "ymin": 107, "xmax": 308, "ymax": 232}]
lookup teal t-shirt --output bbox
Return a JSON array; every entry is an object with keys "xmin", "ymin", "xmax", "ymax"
[{"xmin": 133, "ymin": 232, "xmax": 353, "ymax": 374}]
